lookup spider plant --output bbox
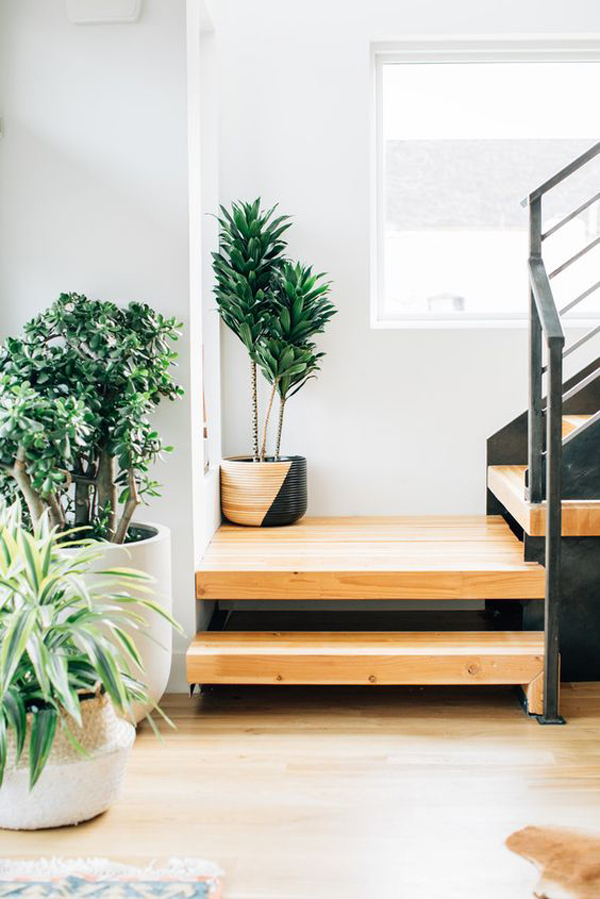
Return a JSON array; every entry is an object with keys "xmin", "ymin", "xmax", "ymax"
[{"xmin": 0, "ymin": 500, "xmax": 180, "ymax": 790}]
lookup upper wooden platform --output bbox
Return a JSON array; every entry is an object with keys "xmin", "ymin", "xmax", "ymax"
[
  {"xmin": 488, "ymin": 465, "xmax": 600, "ymax": 537},
  {"xmin": 196, "ymin": 515, "xmax": 545, "ymax": 601}
]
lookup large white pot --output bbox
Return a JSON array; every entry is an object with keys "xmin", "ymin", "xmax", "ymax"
[
  {"xmin": 0, "ymin": 695, "xmax": 135, "ymax": 830},
  {"xmin": 88, "ymin": 522, "xmax": 172, "ymax": 722}
]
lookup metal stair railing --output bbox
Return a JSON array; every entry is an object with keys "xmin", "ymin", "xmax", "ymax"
[{"xmin": 522, "ymin": 140, "xmax": 600, "ymax": 724}]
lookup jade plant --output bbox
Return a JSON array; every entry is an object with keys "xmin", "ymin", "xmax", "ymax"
[
  {"xmin": 0, "ymin": 500, "xmax": 179, "ymax": 788},
  {"xmin": 213, "ymin": 199, "xmax": 336, "ymax": 460},
  {"xmin": 0, "ymin": 294, "xmax": 183, "ymax": 543}
]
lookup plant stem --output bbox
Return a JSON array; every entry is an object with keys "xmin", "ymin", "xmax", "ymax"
[
  {"xmin": 260, "ymin": 382, "xmax": 277, "ymax": 461},
  {"xmin": 74, "ymin": 465, "xmax": 92, "ymax": 527},
  {"xmin": 275, "ymin": 397, "xmax": 286, "ymax": 459},
  {"xmin": 46, "ymin": 493, "xmax": 66, "ymax": 531},
  {"xmin": 114, "ymin": 469, "xmax": 139, "ymax": 544},
  {"xmin": 251, "ymin": 360, "xmax": 259, "ymax": 462},
  {"xmin": 97, "ymin": 449, "xmax": 117, "ymax": 540},
  {"xmin": 13, "ymin": 447, "xmax": 45, "ymax": 527}
]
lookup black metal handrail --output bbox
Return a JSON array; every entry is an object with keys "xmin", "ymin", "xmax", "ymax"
[
  {"xmin": 525, "ymin": 141, "xmax": 600, "ymax": 723},
  {"xmin": 523, "ymin": 141, "xmax": 600, "ymax": 207}
]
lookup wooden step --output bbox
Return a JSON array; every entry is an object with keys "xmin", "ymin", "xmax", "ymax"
[
  {"xmin": 488, "ymin": 465, "xmax": 600, "ymax": 536},
  {"xmin": 562, "ymin": 415, "xmax": 592, "ymax": 437},
  {"xmin": 196, "ymin": 516, "xmax": 544, "ymax": 601},
  {"xmin": 186, "ymin": 630, "xmax": 545, "ymax": 694}
]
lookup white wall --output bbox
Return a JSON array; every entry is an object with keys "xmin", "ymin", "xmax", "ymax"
[
  {"xmin": 215, "ymin": 2, "xmax": 600, "ymax": 516},
  {"xmin": 0, "ymin": 0, "xmax": 203, "ymax": 688}
]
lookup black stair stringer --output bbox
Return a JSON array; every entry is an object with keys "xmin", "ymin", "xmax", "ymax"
[
  {"xmin": 486, "ymin": 353, "xmax": 600, "ymax": 472},
  {"xmin": 523, "ymin": 534, "xmax": 600, "ymax": 681}
]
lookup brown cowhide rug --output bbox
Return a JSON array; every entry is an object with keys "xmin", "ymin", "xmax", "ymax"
[{"xmin": 507, "ymin": 826, "xmax": 600, "ymax": 899}]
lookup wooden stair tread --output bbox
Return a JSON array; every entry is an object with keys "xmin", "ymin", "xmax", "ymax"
[
  {"xmin": 196, "ymin": 516, "xmax": 544, "ymax": 601},
  {"xmin": 562, "ymin": 414, "xmax": 592, "ymax": 436},
  {"xmin": 488, "ymin": 465, "xmax": 600, "ymax": 536},
  {"xmin": 186, "ymin": 630, "xmax": 545, "ymax": 686}
]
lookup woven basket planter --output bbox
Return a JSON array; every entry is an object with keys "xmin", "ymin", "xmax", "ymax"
[
  {"xmin": 221, "ymin": 456, "xmax": 307, "ymax": 527},
  {"xmin": 0, "ymin": 695, "xmax": 135, "ymax": 830}
]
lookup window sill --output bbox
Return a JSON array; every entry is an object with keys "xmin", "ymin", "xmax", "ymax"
[
  {"xmin": 371, "ymin": 317, "xmax": 600, "ymax": 331},
  {"xmin": 371, "ymin": 317, "xmax": 529, "ymax": 330}
]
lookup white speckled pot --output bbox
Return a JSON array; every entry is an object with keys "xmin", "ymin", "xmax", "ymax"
[
  {"xmin": 90, "ymin": 522, "xmax": 173, "ymax": 722},
  {"xmin": 64, "ymin": 522, "xmax": 173, "ymax": 723},
  {"xmin": 0, "ymin": 696, "xmax": 135, "ymax": 830}
]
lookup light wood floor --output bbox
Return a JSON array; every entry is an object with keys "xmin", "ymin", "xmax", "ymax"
[{"xmin": 3, "ymin": 685, "xmax": 600, "ymax": 899}]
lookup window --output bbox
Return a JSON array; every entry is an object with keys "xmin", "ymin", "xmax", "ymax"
[{"xmin": 372, "ymin": 39, "xmax": 600, "ymax": 327}]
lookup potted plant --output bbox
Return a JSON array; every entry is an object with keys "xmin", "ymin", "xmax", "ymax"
[
  {"xmin": 0, "ymin": 293, "xmax": 183, "ymax": 712},
  {"xmin": 0, "ymin": 500, "xmax": 179, "ymax": 830},
  {"xmin": 213, "ymin": 200, "xmax": 336, "ymax": 527}
]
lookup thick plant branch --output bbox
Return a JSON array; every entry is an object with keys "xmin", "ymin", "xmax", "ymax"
[
  {"xmin": 12, "ymin": 447, "xmax": 45, "ymax": 527},
  {"xmin": 97, "ymin": 449, "xmax": 117, "ymax": 540},
  {"xmin": 114, "ymin": 469, "xmax": 140, "ymax": 545},
  {"xmin": 46, "ymin": 493, "xmax": 66, "ymax": 531},
  {"xmin": 275, "ymin": 397, "xmax": 286, "ymax": 459},
  {"xmin": 74, "ymin": 479, "xmax": 91, "ymax": 527}
]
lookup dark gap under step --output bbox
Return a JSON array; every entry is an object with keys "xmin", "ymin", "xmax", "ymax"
[{"xmin": 219, "ymin": 609, "xmax": 523, "ymax": 633}]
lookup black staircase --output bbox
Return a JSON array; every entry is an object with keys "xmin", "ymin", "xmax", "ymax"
[{"xmin": 490, "ymin": 141, "xmax": 600, "ymax": 723}]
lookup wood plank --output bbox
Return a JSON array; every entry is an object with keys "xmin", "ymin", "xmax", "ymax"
[
  {"xmin": 522, "ymin": 658, "xmax": 561, "ymax": 716},
  {"xmin": 197, "ymin": 515, "xmax": 544, "ymax": 600},
  {"xmin": 488, "ymin": 465, "xmax": 600, "ymax": 536},
  {"xmin": 562, "ymin": 415, "xmax": 591, "ymax": 436},
  {"xmin": 186, "ymin": 630, "xmax": 545, "ymax": 686}
]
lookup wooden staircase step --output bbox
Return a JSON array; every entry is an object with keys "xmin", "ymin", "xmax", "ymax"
[
  {"xmin": 196, "ymin": 516, "xmax": 544, "ymax": 601},
  {"xmin": 186, "ymin": 630, "xmax": 545, "ymax": 688},
  {"xmin": 562, "ymin": 415, "xmax": 592, "ymax": 436},
  {"xmin": 488, "ymin": 465, "xmax": 600, "ymax": 536}
]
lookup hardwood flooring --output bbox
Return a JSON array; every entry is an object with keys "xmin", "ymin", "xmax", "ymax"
[{"xmin": 3, "ymin": 686, "xmax": 600, "ymax": 899}]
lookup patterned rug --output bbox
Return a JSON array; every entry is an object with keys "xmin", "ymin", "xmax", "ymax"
[{"xmin": 0, "ymin": 858, "xmax": 223, "ymax": 898}]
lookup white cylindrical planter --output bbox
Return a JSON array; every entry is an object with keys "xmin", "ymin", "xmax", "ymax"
[
  {"xmin": 0, "ymin": 696, "xmax": 135, "ymax": 830},
  {"xmin": 95, "ymin": 522, "xmax": 173, "ymax": 722},
  {"xmin": 63, "ymin": 525, "xmax": 172, "ymax": 722}
]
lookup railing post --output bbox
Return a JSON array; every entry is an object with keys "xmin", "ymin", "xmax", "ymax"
[
  {"xmin": 528, "ymin": 196, "xmax": 544, "ymax": 503},
  {"xmin": 542, "ymin": 339, "xmax": 564, "ymax": 724}
]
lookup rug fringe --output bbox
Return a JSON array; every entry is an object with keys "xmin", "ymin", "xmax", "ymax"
[{"xmin": 0, "ymin": 856, "xmax": 223, "ymax": 882}]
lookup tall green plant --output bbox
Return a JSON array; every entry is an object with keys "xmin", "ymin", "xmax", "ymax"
[
  {"xmin": 263, "ymin": 262, "xmax": 335, "ymax": 458},
  {"xmin": 212, "ymin": 199, "xmax": 291, "ymax": 461},
  {"xmin": 0, "ymin": 294, "xmax": 183, "ymax": 543},
  {"xmin": 0, "ymin": 500, "xmax": 180, "ymax": 789},
  {"xmin": 213, "ymin": 203, "xmax": 336, "ymax": 460}
]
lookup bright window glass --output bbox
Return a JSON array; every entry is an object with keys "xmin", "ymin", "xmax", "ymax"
[{"xmin": 377, "ymin": 59, "xmax": 600, "ymax": 324}]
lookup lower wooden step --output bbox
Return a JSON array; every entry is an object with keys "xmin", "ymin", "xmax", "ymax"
[{"xmin": 186, "ymin": 630, "xmax": 545, "ymax": 690}]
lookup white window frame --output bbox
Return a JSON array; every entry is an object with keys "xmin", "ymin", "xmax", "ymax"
[{"xmin": 370, "ymin": 35, "xmax": 600, "ymax": 330}]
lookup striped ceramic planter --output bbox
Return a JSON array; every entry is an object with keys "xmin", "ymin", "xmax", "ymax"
[{"xmin": 220, "ymin": 456, "xmax": 307, "ymax": 527}]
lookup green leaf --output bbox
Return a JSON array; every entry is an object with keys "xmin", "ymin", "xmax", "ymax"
[
  {"xmin": 2, "ymin": 688, "xmax": 26, "ymax": 765},
  {"xmin": 0, "ymin": 608, "xmax": 37, "ymax": 696},
  {"xmin": 0, "ymin": 714, "xmax": 6, "ymax": 787},
  {"xmin": 29, "ymin": 707, "xmax": 58, "ymax": 788}
]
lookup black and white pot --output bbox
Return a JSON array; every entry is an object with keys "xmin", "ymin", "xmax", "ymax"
[{"xmin": 220, "ymin": 456, "xmax": 307, "ymax": 527}]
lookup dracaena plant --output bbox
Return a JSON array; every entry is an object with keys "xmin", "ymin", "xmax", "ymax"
[
  {"xmin": 212, "ymin": 199, "xmax": 291, "ymax": 461},
  {"xmin": 0, "ymin": 500, "xmax": 180, "ymax": 789},
  {"xmin": 0, "ymin": 294, "xmax": 183, "ymax": 543},
  {"xmin": 213, "ymin": 201, "xmax": 336, "ymax": 461}
]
